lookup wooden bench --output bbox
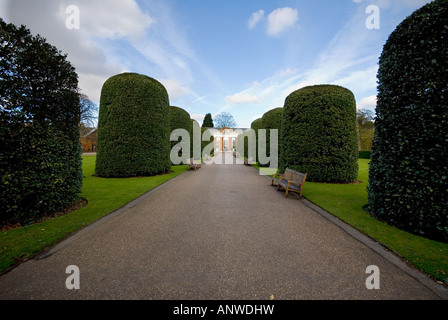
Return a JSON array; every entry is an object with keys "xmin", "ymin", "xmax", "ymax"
[
  {"xmin": 188, "ymin": 158, "xmax": 202, "ymax": 171},
  {"xmin": 272, "ymin": 168, "xmax": 307, "ymax": 198}
]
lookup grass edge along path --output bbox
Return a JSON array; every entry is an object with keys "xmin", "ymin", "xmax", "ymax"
[
  {"xmin": 253, "ymin": 159, "xmax": 448, "ymax": 285},
  {"xmin": 0, "ymin": 155, "xmax": 188, "ymax": 274}
]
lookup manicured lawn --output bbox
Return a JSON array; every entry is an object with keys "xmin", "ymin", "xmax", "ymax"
[
  {"xmin": 0, "ymin": 155, "xmax": 188, "ymax": 274},
  {"xmin": 254, "ymin": 159, "xmax": 448, "ymax": 284}
]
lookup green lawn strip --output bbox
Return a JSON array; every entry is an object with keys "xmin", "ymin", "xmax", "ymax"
[
  {"xmin": 253, "ymin": 159, "xmax": 448, "ymax": 283},
  {"xmin": 0, "ymin": 155, "xmax": 188, "ymax": 273}
]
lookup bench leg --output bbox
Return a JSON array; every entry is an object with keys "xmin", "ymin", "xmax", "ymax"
[{"xmin": 285, "ymin": 188, "xmax": 289, "ymax": 197}]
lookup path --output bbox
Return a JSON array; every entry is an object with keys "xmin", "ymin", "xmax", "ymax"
[{"xmin": 0, "ymin": 152, "xmax": 446, "ymax": 299}]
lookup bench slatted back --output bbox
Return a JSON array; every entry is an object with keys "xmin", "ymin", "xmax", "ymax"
[
  {"xmin": 291, "ymin": 171, "xmax": 307, "ymax": 186},
  {"xmin": 285, "ymin": 168, "xmax": 306, "ymax": 186},
  {"xmin": 284, "ymin": 168, "xmax": 295, "ymax": 181}
]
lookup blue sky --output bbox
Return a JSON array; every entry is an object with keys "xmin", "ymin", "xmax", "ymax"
[{"xmin": 1, "ymin": 0, "xmax": 432, "ymax": 127}]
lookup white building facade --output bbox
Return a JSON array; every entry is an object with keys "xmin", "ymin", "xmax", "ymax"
[{"xmin": 207, "ymin": 127, "xmax": 248, "ymax": 152}]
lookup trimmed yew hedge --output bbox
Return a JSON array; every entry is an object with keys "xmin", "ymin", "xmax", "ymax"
[
  {"xmin": 170, "ymin": 106, "xmax": 191, "ymax": 164},
  {"xmin": 170, "ymin": 106, "xmax": 191, "ymax": 134},
  {"xmin": 368, "ymin": 0, "xmax": 448, "ymax": 243},
  {"xmin": 260, "ymin": 108, "xmax": 283, "ymax": 167},
  {"xmin": 201, "ymin": 127, "xmax": 215, "ymax": 157},
  {"xmin": 280, "ymin": 85, "xmax": 358, "ymax": 183},
  {"xmin": 251, "ymin": 118, "xmax": 262, "ymax": 162},
  {"xmin": 95, "ymin": 73, "xmax": 171, "ymax": 177}
]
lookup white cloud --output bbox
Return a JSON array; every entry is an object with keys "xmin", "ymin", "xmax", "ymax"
[
  {"xmin": 56, "ymin": 0, "xmax": 154, "ymax": 40},
  {"xmin": 160, "ymin": 79, "xmax": 192, "ymax": 101},
  {"xmin": 228, "ymin": 5, "xmax": 383, "ymax": 116},
  {"xmin": 2, "ymin": 0, "xmax": 155, "ymax": 104},
  {"xmin": 266, "ymin": 7, "xmax": 298, "ymax": 37},
  {"xmin": 248, "ymin": 10, "xmax": 264, "ymax": 29},
  {"xmin": 127, "ymin": 2, "xmax": 224, "ymax": 105},
  {"xmin": 190, "ymin": 114, "xmax": 205, "ymax": 124},
  {"xmin": 335, "ymin": 65, "xmax": 379, "ymax": 94},
  {"xmin": 2, "ymin": 0, "xmax": 215, "ymax": 108},
  {"xmin": 226, "ymin": 93, "xmax": 261, "ymax": 104},
  {"xmin": 357, "ymin": 95, "xmax": 377, "ymax": 110}
]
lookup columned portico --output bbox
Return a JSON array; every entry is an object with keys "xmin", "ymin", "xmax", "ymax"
[{"xmin": 211, "ymin": 127, "xmax": 239, "ymax": 152}]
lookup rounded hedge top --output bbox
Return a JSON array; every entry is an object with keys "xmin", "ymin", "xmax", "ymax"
[
  {"xmin": 251, "ymin": 118, "xmax": 262, "ymax": 132},
  {"xmin": 280, "ymin": 84, "xmax": 358, "ymax": 183},
  {"xmin": 169, "ymin": 106, "xmax": 191, "ymax": 163},
  {"xmin": 170, "ymin": 106, "xmax": 191, "ymax": 132},
  {"xmin": 261, "ymin": 108, "xmax": 283, "ymax": 130},
  {"xmin": 369, "ymin": 0, "xmax": 448, "ymax": 242},
  {"xmin": 260, "ymin": 108, "xmax": 283, "ymax": 167},
  {"xmin": 95, "ymin": 73, "xmax": 171, "ymax": 177},
  {"xmin": 250, "ymin": 118, "xmax": 262, "ymax": 161}
]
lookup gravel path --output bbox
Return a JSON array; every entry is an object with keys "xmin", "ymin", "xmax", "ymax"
[{"xmin": 0, "ymin": 152, "xmax": 446, "ymax": 300}]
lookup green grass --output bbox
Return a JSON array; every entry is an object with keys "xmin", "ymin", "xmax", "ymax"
[
  {"xmin": 253, "ymin": 159, "xmax": 448, "ymax": 284},
  {"xmin": 0, "ymin": 155, "xmax": 188, "ymax": 273}
]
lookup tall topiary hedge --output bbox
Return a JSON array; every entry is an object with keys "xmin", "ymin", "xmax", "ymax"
[
  {"xmin": 201, "ymin": 127, "xmax": 215, "ymax": 157},
  {"xmin": 251, "ymin": 118, "xmax": 262, "ymax": 162},
  {"xmin": 202, "ymin": 113, "xmax": 214, "ymax": 128},
  {"xmin": 170, "ymin": 107, "xmax": 191, "ymax": 134},
  {"xmin": 251, "ymin": 118, "xmax": 262, "ymax": 132},
  {"xmin": 260, "ymin": 108, "xmax": 283, "ymax": 167},
  {"xmin": 280, "ymin": 85, "xmax": 358, "ymax": 183},
  {"xmin": 95, "ymin": 73, "xmax": 171, "ymax": 177},
  {"xmin": 169, "ymin": 106, "xmax": 191, "ymax": 164},
  {"xmin": 0, "ymin": 19, "xmax": 82, "ymax": 226},
  {"xmin": 368, "ymin": 0, "xmax": 448, "ymax": 243}
]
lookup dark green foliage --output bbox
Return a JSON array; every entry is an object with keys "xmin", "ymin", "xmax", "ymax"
[
  {"xmin": 250, "ymin": 118, "xmax": 262, "ymax": 162},
  {"xmin": 170, "ymin": 106, "xmax": 191, "ymax": 134},
  {"xmin": 262, "ymin": 108, "xmax": 283, "ymax": 131},
  {"xmin": 0, "ymin": 19, "xmax": 82, "ymax": 226},
  {"xmin": 280, "ymin": 85, "xmax": 359, "ymax": 183},
  {"xmin": 202, "ymin": 113, "xmax": 214, "ymax": 128},
  {"xmin": 368, "ymin": 0, "xmax": 448, "ymax": 243},
  {"xmin": 95, "ymin": 73, "xmax": 171, "ymax": 177},
  {"xmin": 238, "ymin": 118, "xmax": 262, "ymax": 161},
  {"xmin": 189, "ymin": 119, "xmax": 197, "ymax": 160},
  {"xmin": 170, "ymin": 106, "xmax": 191, "ymax": 164},
  {"xmin": 260, "ymin": 108, "xmax": 283, "ymax": 167},
  {"xmin": 251, "ymin": 118, "xmax": 262, "ymax": 132},
  {"xmin": 201, "ymin": 127, "xmax": 215, "ymax": 157},
  {"xmin": 359, "ymin": 151, "xmax": 371, "ymax": 159}
]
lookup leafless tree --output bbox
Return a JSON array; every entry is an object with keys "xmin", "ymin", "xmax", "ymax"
[
  {"xmin": 214, "ymin": 112, "xmax": 237, "ymax": 128},
  {"xmin": 79, "ymin": 93, "xmax": 98, "ymax": 127}
]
